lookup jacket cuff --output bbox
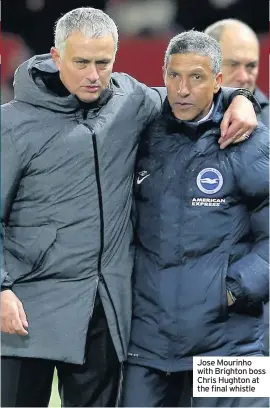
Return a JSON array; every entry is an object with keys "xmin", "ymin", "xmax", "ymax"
[
  {"xmin": 1, "ymin": 286, "xmax": 12, "ymax": 292},
  {"xmin": 226, "ymin": 277, "xmax": 244, "ymax": 300},
  {"xmin": 1, "ymin": 268, "xmax": 13, "ymax": 290}
]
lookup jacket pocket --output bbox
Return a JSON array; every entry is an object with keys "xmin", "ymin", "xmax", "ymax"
[
  {"xmin": 221, "ymin": 252, "xmax": 230, "ymax": 317},
  {"xmin": 3, "ymin": 225, "xmax": 57, "ymax": 282},
  {"xmin": 174, "ymin": 251, "xmax": 231, "ymax": 356}
]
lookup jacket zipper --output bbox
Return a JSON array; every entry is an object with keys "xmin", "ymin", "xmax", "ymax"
[
  {"xmin": 84, "ymin": 123, "xmax": 125, "ymax": 357},
  {"xmin": 91, "ymin": 133, "xmax": 104, "ymax": 278},
  {"xmin": 80, "ymin": 124, "xmax": 104, "ymax": 363}
]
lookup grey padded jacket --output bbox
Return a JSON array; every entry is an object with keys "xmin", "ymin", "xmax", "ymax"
[{"xmin": 1, "ymin": 54, "xmax": 163, "ymax": 364}]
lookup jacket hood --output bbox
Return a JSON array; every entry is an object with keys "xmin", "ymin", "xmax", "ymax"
[{"xmin": 13, "ymin": 53, "xmax": 113, "ymax": 113}]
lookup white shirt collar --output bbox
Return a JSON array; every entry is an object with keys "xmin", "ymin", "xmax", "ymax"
[{"xmin": 196, "ymin": 103, "xmax": 215, "ymax": 123}]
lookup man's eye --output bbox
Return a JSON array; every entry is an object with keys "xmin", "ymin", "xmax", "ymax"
[
  {"xmin": 247, "ymin": 64, "xmax": 257, "ymax": 70},
  {"xmin": 97, "ymin": 61, "xmax": 110, "ymax": 69},
  {"xmin": 192, "ymin": 74, "xmax": 201, "ymax": 80},
  {"xmin": 169, "ymin": 72, "xmax": 177, "ymax": 78}
]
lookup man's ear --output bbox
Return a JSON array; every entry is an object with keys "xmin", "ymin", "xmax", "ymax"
[
  {"xmin": 214, "ymin": 72, "xmax": 223, "ymax": 94},
  {"xmin": 162, "ymin": 66, "xmax": 167, "ymax": 85},
  {"xmin": 50, "ymin": 47, "xmax": 61, "ymax": 69}
]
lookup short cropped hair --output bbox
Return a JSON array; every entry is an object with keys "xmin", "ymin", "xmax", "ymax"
[
  {"xmin": 164, "ymin": 30, "xmax": 222, "ymax": 75},
  {"xmin": 54, "ymin": 7, "xmax": 118, "ymax": 56}
]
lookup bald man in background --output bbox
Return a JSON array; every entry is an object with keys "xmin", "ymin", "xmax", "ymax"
[
  {"xmin": 205, "ymin": 19, "xmax": 269, "ymax": 127},
  {"xmin": 206, "ymin": 19, "xmax": 269, "ymax": 358}
]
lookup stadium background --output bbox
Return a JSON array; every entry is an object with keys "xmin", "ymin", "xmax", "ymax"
[{"xmin": 1, "ymin": 0, "xmax": 268, "ymax": 405}]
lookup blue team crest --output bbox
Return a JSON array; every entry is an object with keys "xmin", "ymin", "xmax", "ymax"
[{"xmin": 196, "ymin": 168, "xmax": 223, "ymax": 194}]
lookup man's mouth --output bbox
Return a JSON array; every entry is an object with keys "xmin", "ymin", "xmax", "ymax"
[
  {"xmin": 175, "ymin": 102, "xmax": 193, "ymax": 109},
  {"xmin": 84, "ymin": 86, "xmax": 100, "ymax": 92}
]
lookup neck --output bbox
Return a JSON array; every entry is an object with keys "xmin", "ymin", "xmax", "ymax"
[
  {"xmin": 196, "ymin": 103, "xmax": 214, "ymax": 123},
  {"xmin": 184, "ymin": 101, "xmax": 214, "ymax": 124}
]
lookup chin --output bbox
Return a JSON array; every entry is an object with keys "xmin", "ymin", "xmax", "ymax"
[
  {"xmin": 175, "ymin": 113, "xmax": 196, "ymax": 121},
  {"xmin": 78, "ymin": 94, "xmax": 100, "ymax": 103},
  {"xmin": 173, "ymin": 107, "xmax": 197, "ymax": 122}
]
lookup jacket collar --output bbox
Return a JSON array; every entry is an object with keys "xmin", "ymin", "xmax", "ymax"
[
  {"xmin": 14, "ymin": 53, "xmax": 114, "ymax": 114},
  {"xmin": 163, "ymin": 90, "xmax": 224, "ymax": 140},
  {"xmin": 32, "ymin": 59, "xmax": 114, "ymax": 112}
]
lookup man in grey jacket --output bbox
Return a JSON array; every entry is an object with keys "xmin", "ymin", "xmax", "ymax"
[{"xmin": 0, "ymin": 7, "xmax": 259, "ymax": 407}]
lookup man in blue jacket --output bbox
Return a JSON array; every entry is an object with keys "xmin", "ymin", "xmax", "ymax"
[
  {"xmin": 121, "ymin": 30, "xmax": 269, "ymax": 407},
  {"xmin": 205, "ymin": 19, "xmax": 269, "ymax": 357}
]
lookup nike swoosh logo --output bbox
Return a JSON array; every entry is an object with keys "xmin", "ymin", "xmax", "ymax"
[{"xmin": 137, "ymin": 174, "xmax": 150, "ymax": 184}]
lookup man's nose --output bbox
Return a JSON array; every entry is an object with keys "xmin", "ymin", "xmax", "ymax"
[
  {"xmin": 234, "ymin": 66, "xmax": 249, "ymax": 85},
  {"xmin": 177, "ymin": 80, "xmax": 190, "ymax": 97},
  {"xmin": 86, "ymin": 64, "xmax": 99, "ymax": 83}
]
